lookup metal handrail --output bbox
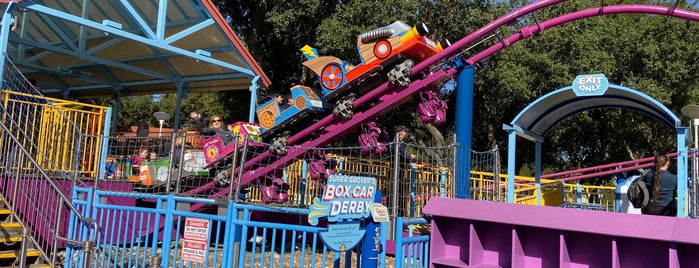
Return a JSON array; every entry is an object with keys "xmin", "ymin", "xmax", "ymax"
[{"xmin": 0, "ymin": 119, "xmax": 99, "ymax": 266}]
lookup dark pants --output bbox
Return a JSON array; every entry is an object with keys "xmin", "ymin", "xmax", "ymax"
[{"xmin": 642, "ymin": 200, "xmax": 677, "ymax": 217}]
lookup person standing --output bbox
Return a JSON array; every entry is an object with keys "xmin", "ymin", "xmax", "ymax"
[
  {"xmin": 390, "ymin": 125, "xmax": 417, "ymax": 217},
  {"xmin": 394, "ymin": 125, "xmax": 416, "ymax": 163},
  {"xmin": 641, "ymin": 154, "xmax": 677, "ymax": 216}
]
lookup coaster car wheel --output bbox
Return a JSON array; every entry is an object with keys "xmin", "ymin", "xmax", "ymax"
[
  {"xmin": 259, "ymin": 111, "xmax": 275, "ymax": 129},
  {"xmin": 321, "ymin": 63, "xmax": 344, "ymax": 90}
]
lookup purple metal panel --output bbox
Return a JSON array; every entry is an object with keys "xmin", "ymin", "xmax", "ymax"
[
  {"xmin": 429, "ymin": 217, "xmax": 470, "ymax": 267},
  {"xmin": 0, "ymin": 178, "xmax": 134, "ymax": 247},
  {"xmin": 423, "ymin": 198, "xmax": 699, "ymax": 267},
  {"xmin": 424, "ymin": 198, "xmax": 682, "ymax": 240}
]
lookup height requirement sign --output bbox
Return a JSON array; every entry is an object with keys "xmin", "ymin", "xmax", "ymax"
[{"xmin": 308, "ymin": 175, "xmax": 377, "ymax": 252}]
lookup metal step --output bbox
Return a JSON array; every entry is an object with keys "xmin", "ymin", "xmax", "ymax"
[
  {"xmin": 0, "ymin": 222, "xmax": 22, "ymax": 243},
  {"xmin": 0, "ymin": 249, "xmax": 41, "ymax": 259},
  {"xmin": 0, "ymin": 201, "xmax": 47, "ymax": 267},
  {"xmin": 0, "ymin": 264, "xmax": 50, "ymax": 268}
]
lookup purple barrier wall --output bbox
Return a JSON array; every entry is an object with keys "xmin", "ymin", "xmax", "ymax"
[
  {"xmin": 0, "ymin": 177, "xmax": 134, "ymax": 247},
  {"xmin": 423, "ymin": 198, "xmax": 699, "ymax": 268}
]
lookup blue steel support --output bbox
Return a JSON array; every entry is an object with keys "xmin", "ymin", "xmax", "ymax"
[
  {"xmin": 65, "ymin": 187, "xmax": 88, "ymax": 267},
  {"xmin": 0, "ymin": 2, "xmax": 16, "ymax": 80},
  {"xmin": 249, "ymin": 76, "xmax": 261, "ymax": 123},
  {"xmin": 504, "ymin": 126, "xmax": 517, "ymax": 203},
  {"xmin": 361, "ymin": 189, "xmax": 383, "ymax": 267},
  {"xmin": 222, "ymin": 200, "xmax": 235, "ymax": 267},
  {"xmin": 440, "ymin": 168, "xmax": 447, "ymax": 197},
  {"xmin": 111, "ymin": 91, "xmax": 121, "ymax": 135},
  {"xmin": 25, "ymin": 4, "xmax": 256, "ymax": 77},
  {"xmin": 455, "ymin": 63, "xmax": 475, "ymax": 199},
  {"xmin": 300, "ymin": 161, "xmax": 308, "ymax": 205},
  {"xmin": 615, "ymin": 174, "xmax": 623, "ymax": 212},
  {"xmin": 159, "ymin": 195, "xmax": 174, "ymax": 267},
  {"xmin": 173, "ymin": 83, "xmax": 187, "ymax": 132},
  {"xmin": 97, "ymin": 107, "xmax": 113, "ymax": 181},
  {"xmin": 535, "ymin": 139, "xmax": 542, "ymax": 205},
  {"xmin": 379, "ymin": 221, "xmax": 387, "ymax": 268},
  {"xmin": 237, "ymin": 207, "xmax": 250, "ymax": 268},
  {"xmin": 394, "ymin": 217, "xmax": 404, "ymax": 266},
  {"xmin": 677, "ymin": 127, "xmax": 689, "ymax": 217},
  {"xmin": 576, "ymin": 184, "xmax": 582, "ymax": 204}
]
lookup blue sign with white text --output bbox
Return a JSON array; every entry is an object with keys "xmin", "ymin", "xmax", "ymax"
[
  {"xmin": 308, "ymin": 175, "xmax": 377, "ymax": 225},
  {"xmin": 319, "ymin": 222, "xmax": 366, "ymax": 252},
  {"xmin": 572, "ymin": 74, "xmax": 609, "ymax": 96},
  {"xmin": 308, "ymin": 175, "xmax": 377, "ymax": 252}
]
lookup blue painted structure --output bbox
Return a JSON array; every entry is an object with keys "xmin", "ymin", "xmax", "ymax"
[
  {"xmin": 503, "ymin": 74, "xmax": 689, "ymax": 216},
  {"xmin": 454, "ymin": 60, "xmax": 474, "ymax": 199},
  {"xmin": 255, "ymin": 85, "xmax": 330, "ymax": 138}
]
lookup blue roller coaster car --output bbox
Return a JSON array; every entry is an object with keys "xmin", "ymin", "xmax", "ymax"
[{"xmin": 255, "ymin": 85, "xmax": 331, "ymax": 141}]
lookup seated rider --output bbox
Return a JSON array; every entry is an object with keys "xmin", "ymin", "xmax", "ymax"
[
  {"xmin": 189, "ymin": 112, "xmax": 234, "ymax": 144},
  {"xmin": 274, "ymin": 93, "xmax": 291, "ymax": 111},
  {"xmin": 284, "ymin": 94, "xmax": 295, "ymax": 110},
  {"xmin": 132, "ymin": 147, "xmax": 149, "ymax": 174}
]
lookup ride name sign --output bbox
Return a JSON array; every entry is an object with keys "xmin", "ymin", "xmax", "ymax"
[{"xmin": 308, "ymin": 175, "xmax": 377, "ymax": 252}]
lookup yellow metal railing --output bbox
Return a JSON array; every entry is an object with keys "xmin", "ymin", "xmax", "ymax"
[
  {"xmin": 1, "ymin": 90, "xmax": 108, "ymax": 177},
  {"xmin": 560, "ymin": 183, "xmax": 617, "ymax": 211},
  {"xmin": 242, "ymin": 154, "xmax": 616, "ymax": 214},
  {"xmin": 468, "ymin": 170, "xmax": 614, "ymax": 209},
  {"xmin": 243, "ymin": 154, "xmax": 454, "ymax": 217}
]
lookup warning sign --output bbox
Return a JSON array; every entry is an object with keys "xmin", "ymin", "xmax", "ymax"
[
  {"xmin": 181, "ymin": 217, "xmax": 210, "ymax": 264},
  {"xmin": 183, "ymin": 217, "xmax": 210, "ymax": 241},
  {"xmin": 181, "ymin": 240, "xmax": 207, "ymax": 263}
]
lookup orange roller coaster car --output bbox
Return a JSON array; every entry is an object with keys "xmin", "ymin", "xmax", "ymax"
[{"xmin": 300, "ymin": 21, "xmax": 447, "ymax": 117}]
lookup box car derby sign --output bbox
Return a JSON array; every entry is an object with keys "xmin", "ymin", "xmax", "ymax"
[{"xmin": 308, "ymin": 175, "xmax": 377, "ymax": 252}]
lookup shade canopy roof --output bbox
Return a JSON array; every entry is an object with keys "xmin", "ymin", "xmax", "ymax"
[
  {"xmin": 509, "ymin": 82, "xmax": 681, "ymax": 141},
  {"xmin": 1, "ymin": 0, "xmax": 270, "ymax": 99}
]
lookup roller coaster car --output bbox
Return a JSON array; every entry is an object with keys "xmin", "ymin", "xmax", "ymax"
[
  {"xmin": 202, "ymin": 122, "xmax": 264, "ymax": 167},
  {"xmin": 300, "ymin": 21, "xmax": 445, "ymax": 116},
  {"xmin": 255, "ymin": 85, "xmax": 330, "ymax": 141}
]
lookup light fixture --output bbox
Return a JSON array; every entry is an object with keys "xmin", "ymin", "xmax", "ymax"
[{"xmin": 153, "ymin": 112, "xmax": 171, "ymax": 137}]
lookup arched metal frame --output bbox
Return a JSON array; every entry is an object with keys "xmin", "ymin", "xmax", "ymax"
[{"xmin": 502, "ymin": 81, "xmax": 688, "ymax": 216}]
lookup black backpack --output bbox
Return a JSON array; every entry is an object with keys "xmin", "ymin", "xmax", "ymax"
[{"xmin": 627, "ymin": 173, "xmax": 650, "ymax": 209}]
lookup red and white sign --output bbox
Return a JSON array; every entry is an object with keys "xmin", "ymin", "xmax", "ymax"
[
  {"xmin": 183, "ymin": 217, "xmax": 210, "ymax": 241},
  {"xmin": 181, "ymin": 217, "xmax": 210, "ymax": 263},
  {"xmin": 181, "ymin": 240, "xmax": 207, "ymax": 263}
]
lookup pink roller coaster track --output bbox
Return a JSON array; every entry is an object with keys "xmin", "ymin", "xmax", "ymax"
[{"xmin": 542, "ymin": 151, "xmax": 699, "ymax": 183}]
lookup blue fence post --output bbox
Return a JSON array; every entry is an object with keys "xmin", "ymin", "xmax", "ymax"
[
  {"xmin": 409, "ymin": 164, "xmax": 417, "ymax": 217},
  {"xmin": 576, "ymin": 183, "xmax": 582, "ymax": 204},
  {"xmin": 379, "ymin": 221, "xmax": 387, "ymax": 268},
  {"xmin": 615, "ymin": 173, "xmax": 625, "ymax": 212},
  {"xmin": 361, "ymin": 190, "xmax": 383, "ymax": 267},
  {"xmin": 159, "ymin": 194, "xmax": 175, "ymax": 268},
  {"xmin": 237, "ymin": 207, "xmax": 250, "ymax": 268},
  {"xmin": 222, "ymin": 200, "xmax": 236, "ymax": 267},
  {"xmin": 394, "ymin": 217, "xmax": 404, "ymax": 268}
]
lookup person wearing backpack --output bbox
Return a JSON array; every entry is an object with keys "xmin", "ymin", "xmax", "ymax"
[{"xmin": 641, "ymin": 154, "xmax": 677, "ymax": 216}]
